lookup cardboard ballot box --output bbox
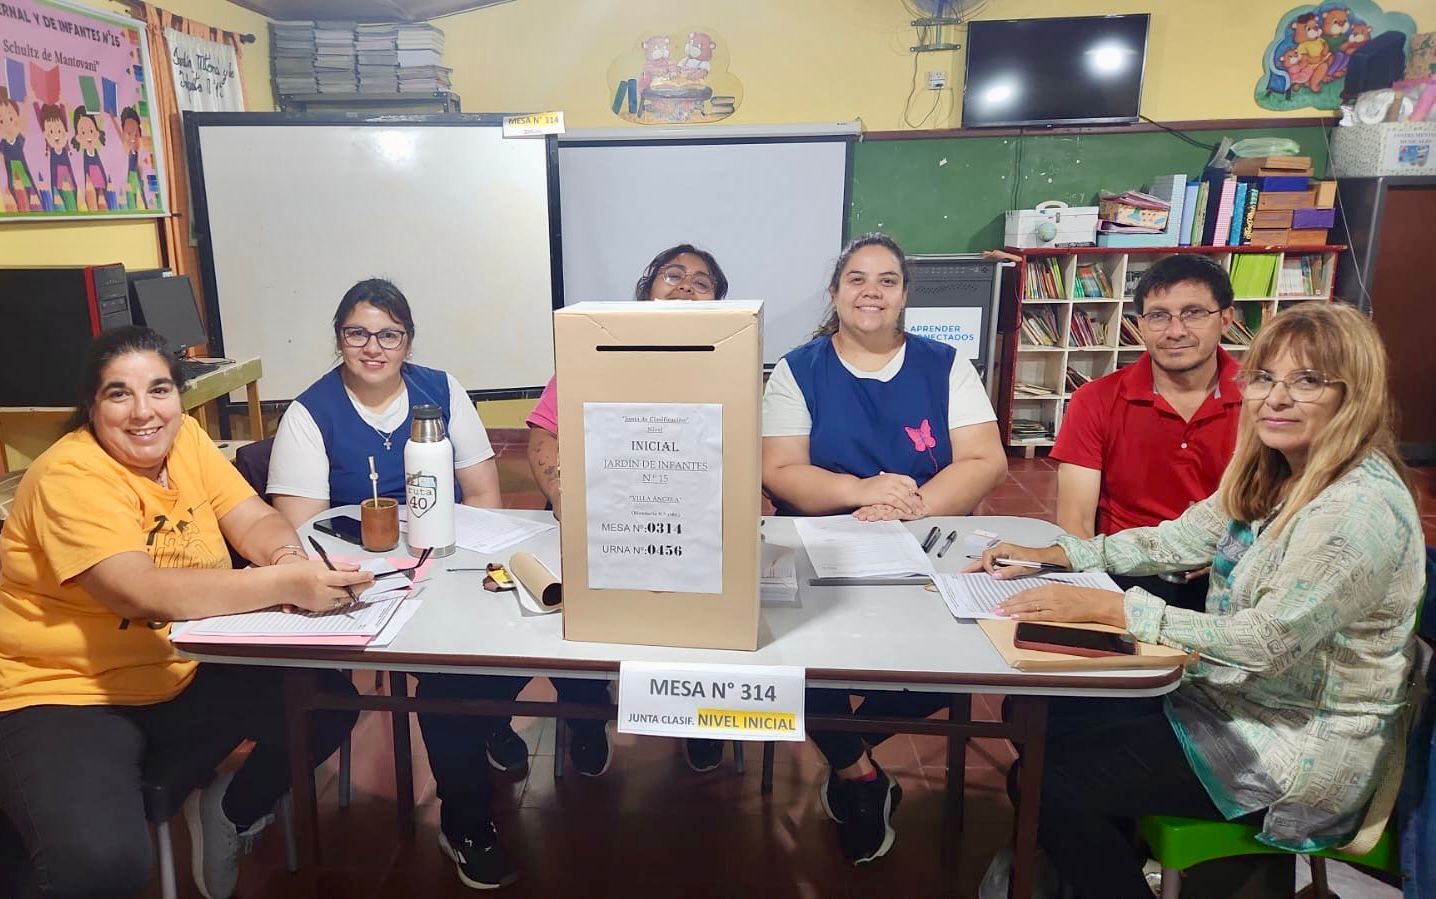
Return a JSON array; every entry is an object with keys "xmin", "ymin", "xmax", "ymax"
[{"xmin": 554, "ymin": 301, "xmax": 763, "ymax": 650}]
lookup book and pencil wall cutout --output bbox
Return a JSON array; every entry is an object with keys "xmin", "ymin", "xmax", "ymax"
[
  {"xmin": 606, "ymin": 28, "xmax": 743, "ymax": 125},
  {"xmin": 1256, "ymin": 0, "xmax": 1418, "ymax": 112}
]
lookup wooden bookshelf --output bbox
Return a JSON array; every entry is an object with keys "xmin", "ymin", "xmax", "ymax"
[{"xmin": 997, "ymin": 245, "xmax": 1345, "ymax": 455}]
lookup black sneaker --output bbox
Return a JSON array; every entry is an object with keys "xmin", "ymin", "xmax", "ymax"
[
  {"xmin": 833, "ymin": 766, "xmax": 903, "ymax": 865},
  {"xmin": 567, "ymin": 721, "xmax": 612, "ymax": 777},
  {"xmin": 818, "ymin": 768, "xmax": 850, "ymax": 822},
  {"xmin": 683, "ymin": 738, "xmax": 724, "ymax": 773},
  {"xmin": 438, "ymin": 823, "xmax": 519, "ymax": 890},
  {"xmin": 485, "ymin": 723, "xmax": 530, "ymax": 776}
]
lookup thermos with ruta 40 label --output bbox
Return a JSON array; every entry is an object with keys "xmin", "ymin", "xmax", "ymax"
[{"xmin": 404, "ymin": 404, "xmax": 456, "ymax": 558}]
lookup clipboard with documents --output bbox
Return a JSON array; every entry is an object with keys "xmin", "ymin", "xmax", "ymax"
[{"xmin": 978, "ymin": 619, "xmax": 1195, "ymax": 672}]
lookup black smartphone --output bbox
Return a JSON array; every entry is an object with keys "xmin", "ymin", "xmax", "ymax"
[
  {"xmin": 313, "ymin": 514, "xmax": 364, "ymax": 546},
  {"xmin": 1013, "ymin": 622, "xmax": 1138, "ymax": 658}
]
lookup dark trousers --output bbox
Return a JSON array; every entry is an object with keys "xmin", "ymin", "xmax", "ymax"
[
  {"xmin": 415, "ymin": 673, "xmax": 609, "ymax": 833},
  {"xmin": 0, "ymin": 665, "xmax": 357, "ymax": 899},
  {"xmin": 1114, "ymin": 573, "xmax": 1209, "ymax": 612},
  {"xmin": 806, "ymin": 689, "xmax": 949, "ymax": 769}
]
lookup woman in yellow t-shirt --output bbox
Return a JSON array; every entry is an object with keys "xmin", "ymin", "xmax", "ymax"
[{"xmin": 0, "ymin": 327, "xmax": 371, "ymax": 899}]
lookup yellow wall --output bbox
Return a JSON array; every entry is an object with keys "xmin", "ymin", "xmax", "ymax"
[{"xmin": 442, "ymin": 0, "xmax": 1431, "ymax": 129}]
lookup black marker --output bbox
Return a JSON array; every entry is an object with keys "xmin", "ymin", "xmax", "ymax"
[
  {"xmin": 921, "ymin": 526, "xmax": 942, "ymax": 553},
  {"xmin": 935, "ymin": 530, "xmax": 958, "ymax": 558}
]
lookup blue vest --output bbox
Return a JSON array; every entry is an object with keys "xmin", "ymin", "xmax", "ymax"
[
  {"xmin": 780, "ymin": 335, "xmax": 955, "ymax": 515},
  {"xmin": 294, "ymin": 363, "xmax": 461, "ymax": 507}
]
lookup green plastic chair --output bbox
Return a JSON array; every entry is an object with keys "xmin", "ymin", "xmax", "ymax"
[{"xmin": 1136, "ymin": 815, "xmax": 1398, "ymax": 899}]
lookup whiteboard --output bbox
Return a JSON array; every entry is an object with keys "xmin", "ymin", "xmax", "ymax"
[
  {"xmin": 189, "ymin": 117, "xmax": 558, "ymax": 402},
  {"xmin": 558, "ymin": 137, "xmax": 851, "ymax": 365}
]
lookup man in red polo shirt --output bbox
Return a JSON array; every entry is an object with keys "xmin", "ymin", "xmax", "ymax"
[{"xmin": 1052, "ymin": 253, "xmax": 1241, "ymax": 610}]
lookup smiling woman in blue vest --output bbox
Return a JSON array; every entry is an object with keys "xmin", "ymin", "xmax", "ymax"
[
  {"xmin": 761, "ymin": 233, "xmax": 1007, "ymax": 866},
  {"xmin": 267, "ymin": 278, "xmax": 520, "ymax": 889}
]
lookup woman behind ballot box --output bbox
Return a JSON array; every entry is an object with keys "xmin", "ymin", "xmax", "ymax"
[
  {"xmin": 760, "ymin": 232, "xmax": 1007, "ymax": 865},
  {"xmin": 268, "ymin": 277, "xmax": 547, "ymax": 888},
  {"xmin": 0, "ymin": 326, "xmax": 362, "ymax": 899},
  {"xmin": 969, "ymin": 303, "xmax": 1422, "ymax": 898},
  {"xmin": 526, "ymin": 242, "xmax": 738, "ymax": 776}
]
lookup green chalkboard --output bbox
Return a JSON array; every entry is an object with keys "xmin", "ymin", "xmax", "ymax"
[{"xmin": 848, "ymin": 126, "xmax": 1331, "ymax": 253}]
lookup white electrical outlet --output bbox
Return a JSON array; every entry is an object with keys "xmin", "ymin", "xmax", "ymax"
[{"xmin": 927, "ymin": 70, "xmax": 947, "ymax": 90}]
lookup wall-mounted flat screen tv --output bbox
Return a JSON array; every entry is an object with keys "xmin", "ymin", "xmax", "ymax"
[{"xmin": 962, "ymin": 14, "xmax": 1150, "ymax": 128}]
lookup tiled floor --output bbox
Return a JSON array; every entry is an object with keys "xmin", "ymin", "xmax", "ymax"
[{"xmin": 139, "ymin": 440, "xmax": 1427, "ymax": 898}]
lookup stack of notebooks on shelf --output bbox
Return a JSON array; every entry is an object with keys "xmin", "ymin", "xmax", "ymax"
[
  {"xmin": 1277, "ymin": 254, "xmax": 1330, "ymax": 297},
  {"xmin": 1228, "ymin": 253, "xmax": 1280, "ymax": 298},
  {"xmin": 356, "ymin": 23, "xmax": 400, "ymax": 93},
  {"xmin": 1065, "ymin": 367, "xmax": 1093, "ymax": 392},
  {"xmin": 313, "ymin": 21, "xmax": 358, "ymax": 93},
  {"xmin": 1068, "ymin": 308, "xmax": 1107, "ymax": 347},
  {"xmin": 270, "ymin": 22, "xmax": 318, "ymax": 95},
  {"xmin": 1023, "ymin": 257, "xmax": 1067, "ymax": 299},
  {"xmin": 1119, "ymin": 313, "xmax": 1143, "ymax": 347},
  {"xmin": 1009, "ymin": 418, "xmax": 1053, "ymax": 441},
  {"xmin": 1020, "ymin": 307, "xmax": 1061, "ymax": 347},
  {"xmin": 1072, "ymin": 263, "xmax": 1115, "ymax": 298},
  {"xmin": 397, "ymin": 24, "xmax": 451, "ymax": 92},
  {"xmin": 1014, "ymin": 382, "xmax": 1056, "ymax": 397},
  {"xmin": 268, "ymin": 20, "xmax": 451, "ymax": 98},
  {"xmin": 1178, "ymin": 157, "xmax": 1337, "ymax": 248}
]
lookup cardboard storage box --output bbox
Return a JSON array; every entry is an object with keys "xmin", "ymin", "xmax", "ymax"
[
  {"xmin": 1331, "ymin": 123, "xmax": 1436, "ymax": 177},
  {"xmin": 553, "ymin": 301, "xmax": 763, "ymax": 650},
  {"xmin": 1004, "ymin": 202, "xmax": 1099, "ymax": 248}
]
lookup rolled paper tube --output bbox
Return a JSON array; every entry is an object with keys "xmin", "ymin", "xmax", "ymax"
[{"xmin": 508, "ymin": 551, "xmax": 562, "ymax": 612}]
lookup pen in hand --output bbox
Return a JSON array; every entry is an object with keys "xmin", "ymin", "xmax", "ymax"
[
  {"xmin": 965, "ymin": 555, "xmax": 1069, "ymax": 572},
  {"xmin": 935, "ymin": 530, "xmax": 958, "ymax": 558},
  {"xmin": 307, "ymin": 536, "xmax": 360, "ymax": 607}
]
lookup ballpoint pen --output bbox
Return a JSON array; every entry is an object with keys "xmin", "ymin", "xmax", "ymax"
[
  {"xmin": 934, "ymin": 530, "xmax": 958, "ymax": 558},
  {"xmin": 307, "ymin": 536, "xmax": 360, "ymax": 606},
  {"xmin": 965, "ymin": 555, "xmax": 1069, "ymax": 572},
  {"xmin": 921, "ymin": 526, "xmax": 942, "ymax": 553}
]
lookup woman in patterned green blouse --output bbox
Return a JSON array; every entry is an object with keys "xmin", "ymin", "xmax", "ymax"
[{"xmin": 972, "ymin": 302, "xmax": 1423, "ymax": 898}]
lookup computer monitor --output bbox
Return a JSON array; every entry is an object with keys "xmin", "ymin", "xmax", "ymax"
[{"xmin": 131, "ymin": 275, "xmax": 209, "ymax": 354}]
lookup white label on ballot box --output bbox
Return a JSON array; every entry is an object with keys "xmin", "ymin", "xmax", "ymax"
[
  {"xmin": 582, "ymin": 402, "xmax": 723, "ymax": 593},
  {"xmin": 617, "ymin": 661, "xmax": 806, "ymax": 741}
]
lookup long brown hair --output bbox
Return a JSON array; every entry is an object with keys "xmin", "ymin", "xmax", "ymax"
[{"xmin": 1218, "ymin": 302, "xmax": 1412, "ymax": 535}]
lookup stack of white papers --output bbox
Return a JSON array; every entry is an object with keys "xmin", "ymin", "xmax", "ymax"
[
  {"xmin": 398, "ymin": 507, "xmax": 556, "ymax": 554},
  {"xmin": 760, "ymin": 543, "xmax": 798, "ymax": 604},
  {"xmin": 932, "ymin": 572, "xmax": 1122, "ymax": 620},
  {"xmin": 794, "ymin": 517, "xmax": 934, "ymax": 580}
]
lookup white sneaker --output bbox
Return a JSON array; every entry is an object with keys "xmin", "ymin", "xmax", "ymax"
[{"xmin": 182, "ymin": 770, "xmax": 274, "ymax": 899}]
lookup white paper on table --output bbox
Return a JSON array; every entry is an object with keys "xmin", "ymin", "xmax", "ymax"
[
  {"xmin": 178, "ymin": 560, "xmax": 412, "ymax": 638},
  {"xmin": 931, "ymin": 571, "xmax": 1122, "ymax": 620},
  {"xmin": 452, "ymin": 506, "xmax": 556, "ymax": 553},
  {"xmin": 793, "ymin": 517, "xmax": 934, "ymax": 579},
  {"xmin": 369, "ymin": 588, "xmax": 426, "ymax": 646},
  {"xmin": 582, "ymin": 402, "xmax": 724, "ymax": 594},
  {"xmin": 760, "ymin": 543, "xmax": 798, "ymax": 605}
]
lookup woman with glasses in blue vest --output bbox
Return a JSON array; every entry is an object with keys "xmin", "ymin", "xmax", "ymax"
[
  {"xmin": 268, "ymin": 278, "xmax": 520, "ymax": 889},
  {"xmin": 761, "ymin": 233, "xmax": 1007, "ymax": 865}
]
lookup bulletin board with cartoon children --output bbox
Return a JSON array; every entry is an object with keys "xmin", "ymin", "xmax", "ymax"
[
  {"xmin": 606, "ymin": 28, "xmax": 744, "ymax": 125},
  {"xmin": 0, "ymin": 0, "xmax": 167, "ymax": 220},
  {"xmin": 1257, "ymin": 1, "xmax": 1418, "ymax": 110}
]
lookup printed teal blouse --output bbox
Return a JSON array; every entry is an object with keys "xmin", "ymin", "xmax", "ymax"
[{"xmin": 1057, "ymin": 453, "xmax": 1423, "ymax": 850}]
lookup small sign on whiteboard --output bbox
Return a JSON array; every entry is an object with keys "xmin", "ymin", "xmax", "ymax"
[
  {"xmin": 906, "ymin": 307, "xmax": 984, "ymax": 359},
  {"xmin": 503, "ymin": 111, "xmax": 565, "ymax": 137}
]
